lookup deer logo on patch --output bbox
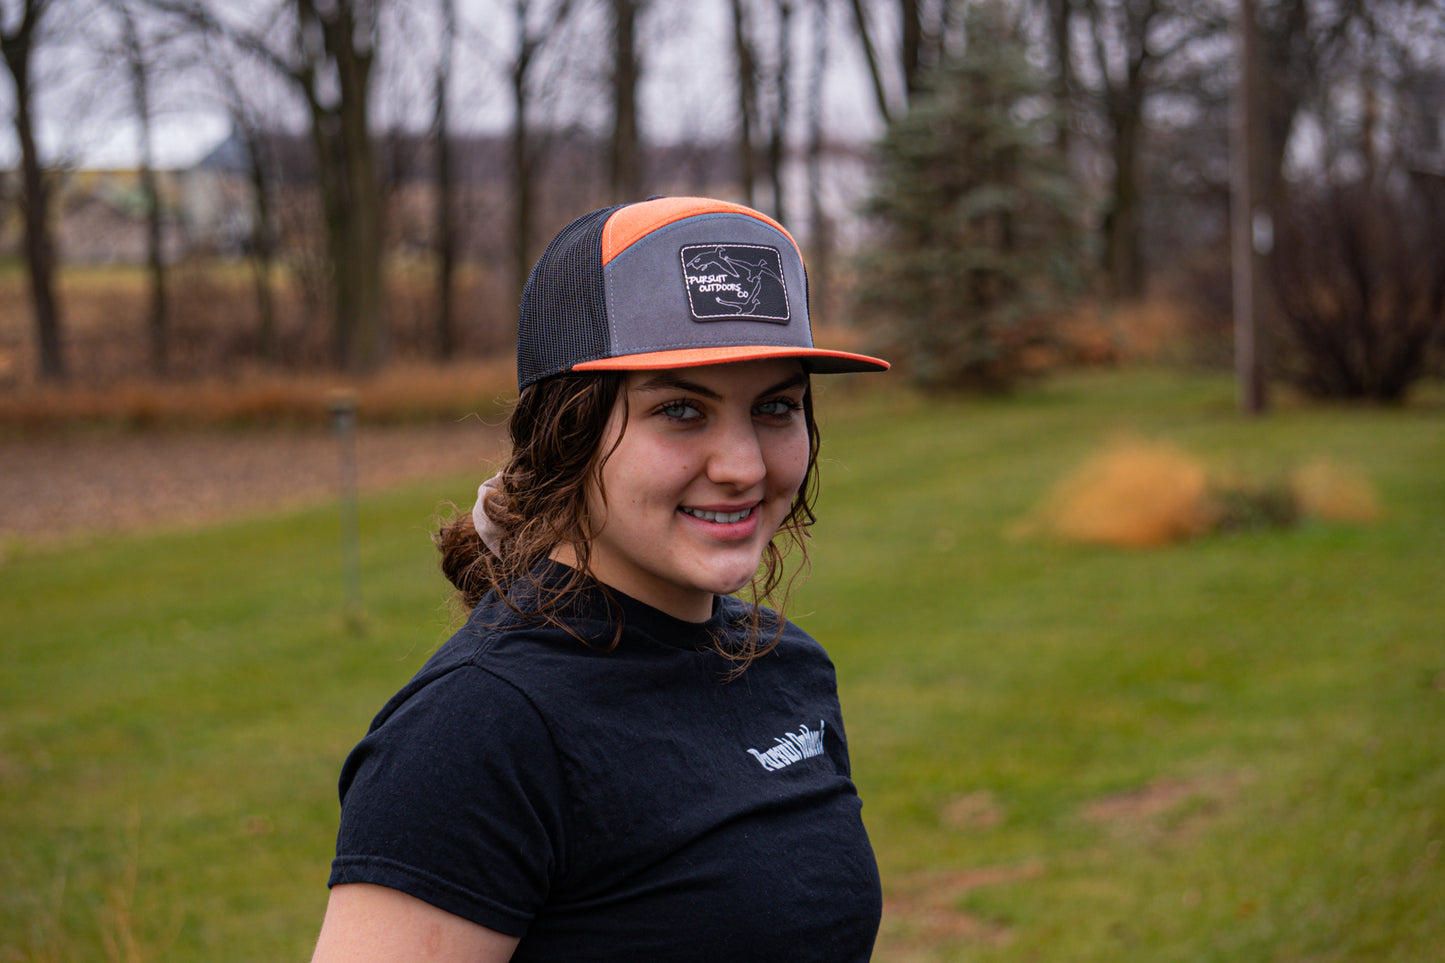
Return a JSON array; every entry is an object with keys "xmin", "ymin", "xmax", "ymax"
[{"xmin": 680, "ymin": 244, "xmax": 791, "ymax": 324}]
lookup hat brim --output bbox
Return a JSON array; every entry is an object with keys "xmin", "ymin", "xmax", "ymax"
[{"xmin": 571, "ymin": 345, "xmax": 889, "ymax": 375}]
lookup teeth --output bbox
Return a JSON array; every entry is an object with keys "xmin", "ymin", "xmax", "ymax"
[{"xmin": 682, "ymin": 506, "xmax": 753, "ymax": 524}]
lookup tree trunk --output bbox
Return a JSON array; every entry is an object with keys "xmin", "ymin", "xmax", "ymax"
[
  {"xmin": 297, "ymin": 0, "xmax": 385, "ymax": 373},
  {"xmin": 899, "ymin": 0, "xmax": 922, "ymax": 100},
  {"xmin": 1256, "ymin": 0, "xmax": 1308, "ymax": 214},
  {"xmin": 2, "ymin": 2, "xmax": 65, "ymax": 381},
  {"xmin": 1045, "ymin": 0, "xmax": 1074, "ymax": 158},
  {"xmin": 241, "ymin": 123, "xmax": 279, "ymax": 362},
  {"xmin": 766, "ymin": 0, "xmax": 792, "ymax": 222},
  {"xmin": 730, "ymin": 0, "xmax": 758, "ymax": 206},
  {"xmin": 340, "ymin": 49, "xmax": 384, "ymax": 371},
  {"xmin": 139, "ymin": 151, "xmax": 168, "ymax": 376},
  {"xmin": 805, "ymin": 0, "xmax": 832, "ymax": 326},
  {"xmin": 1105, "ymin": 97, "xmax": 1143, "ymax": 298},
  {"xmin": 434, "ymin": 0, "xmax": 457, "ymax": 359},
  {"xmin": 511, "ymin": 0, "xmax": 536, "ymax": 307},
  {"xmin": 609, "ymin": 0, "xmax": 643, "ymax": 202},
  {"xmin": 118, "ymin": 2, "xmax": 169, "ymax": 376},
  {"xmin": 847, "ymin": 0, "xmax": 890, "ymax": 123},
  {"xmin": 1084, "ymin": 0, "xmax": 1155, "ymax": 300}
]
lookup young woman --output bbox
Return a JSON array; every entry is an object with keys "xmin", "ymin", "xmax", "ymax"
[{"xmin": 312, "ymin": 196, "xmax": 889, "ymax": 962}]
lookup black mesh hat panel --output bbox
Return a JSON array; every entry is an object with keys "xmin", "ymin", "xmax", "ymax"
[{"xmin": 516, "ymin": 205, "xmax": 623, "ymax": 390}]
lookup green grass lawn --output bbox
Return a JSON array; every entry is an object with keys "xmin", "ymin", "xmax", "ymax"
[{"xmin": 3, "ymin": 368, "xmax": 1442, "ymax": 961}]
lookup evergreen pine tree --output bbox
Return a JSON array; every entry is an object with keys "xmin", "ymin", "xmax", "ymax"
[{"xmin": 858, "ymin": 2, "xmax": 1087, "ymax": 391}]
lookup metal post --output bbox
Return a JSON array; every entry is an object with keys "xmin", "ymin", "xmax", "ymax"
[{"xmin": 329, "ymin": 392, "xmax": 364, "ymax": 630}]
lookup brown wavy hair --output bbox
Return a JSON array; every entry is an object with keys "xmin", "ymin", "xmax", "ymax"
[{"xmin": 434, "ymin": 370, "xmax": 822, "ymax": 671}]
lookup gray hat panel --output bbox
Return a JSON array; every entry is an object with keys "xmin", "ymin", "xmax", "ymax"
[{"xmin": 601, "ymin": 214, "xmax": 815, "ymax": 357}]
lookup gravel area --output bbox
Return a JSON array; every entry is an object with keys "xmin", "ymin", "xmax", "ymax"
[{"xmin": 0, "ymin": 421, "xmax": 506, "ymax": 544}]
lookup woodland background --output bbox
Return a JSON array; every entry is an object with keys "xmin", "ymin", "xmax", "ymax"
[{"xmin": 1, "ymin": 0, "xmax": 1441, "ymax": 409}]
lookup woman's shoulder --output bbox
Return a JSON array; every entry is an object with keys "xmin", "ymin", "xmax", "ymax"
[
  {"xmin": 373, "ymin": 599, "xmax": 647, "ymax": 726},
  {"xmin": 353, "ymin": 603, "xmax": 571, "ymax": 731},
  {"xmin": 411, "ymin": 608, "xmax": 596, "ymax": 688}
]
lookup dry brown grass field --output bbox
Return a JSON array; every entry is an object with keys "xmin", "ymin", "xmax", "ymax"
[{"xmin": 0, "ymin": 259, "xmax": 515, "ymax": 395}]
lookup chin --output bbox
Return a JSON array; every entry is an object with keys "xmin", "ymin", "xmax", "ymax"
[{"xmin": 705, "ymin": 567, "xmax": 762, "ymax": 598}]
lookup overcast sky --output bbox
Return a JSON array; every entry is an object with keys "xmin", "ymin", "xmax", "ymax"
[{"xmin": 1, "ymin": 0, "xmax": 897, "ymax": 171}]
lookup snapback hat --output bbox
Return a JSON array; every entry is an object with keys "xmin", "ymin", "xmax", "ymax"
[{"xmin": 516, "ymin": 196, "xmax": 889, "ymax": 390}]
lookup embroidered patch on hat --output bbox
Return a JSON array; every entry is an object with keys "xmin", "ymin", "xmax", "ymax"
[{"xmin": 680, "ymin": 244, "xmax": 791, "ymax": 324}]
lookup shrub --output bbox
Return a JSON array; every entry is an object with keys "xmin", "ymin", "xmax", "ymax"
[{"xmin": 1269, "ymin": 170, "xmax": 1445, "ymax": 402}]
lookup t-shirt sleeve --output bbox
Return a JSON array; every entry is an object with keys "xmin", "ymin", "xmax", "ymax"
[{"xmin": 328, "ymin": 665, "xmax": 567, "ymax": 937}]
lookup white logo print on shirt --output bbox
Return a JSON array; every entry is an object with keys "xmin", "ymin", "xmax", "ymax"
[{"xmin": 747, "ymin": 720, "xmax": 827, "ymax": 771}]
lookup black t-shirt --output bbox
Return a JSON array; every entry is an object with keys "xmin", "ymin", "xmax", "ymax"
[{"xmin": 329, "ymin": 568, "xmax": 881, "ymax": 961}]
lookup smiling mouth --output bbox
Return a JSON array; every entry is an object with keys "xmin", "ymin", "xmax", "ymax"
[{"xmin": 680, "ymin": 506, "xmax": 756, "ymax": 525}]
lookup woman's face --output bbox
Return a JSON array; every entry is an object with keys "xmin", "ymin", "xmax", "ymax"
[{"xmin": 576, "ymin": 359, "xmax": 811, "ymax": 622}]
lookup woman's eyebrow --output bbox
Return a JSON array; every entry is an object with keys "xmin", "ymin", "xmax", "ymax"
[
  {"xmin": 759, "ymin": 372, "xmax": 810, "ymax": 396},
  {"xmin": 632, "ymin": 374, "xmax": 723, "ymax": 399},
  {"xmin": 631, "ymin": 371, "xmax": 810, "ymax": 400}
]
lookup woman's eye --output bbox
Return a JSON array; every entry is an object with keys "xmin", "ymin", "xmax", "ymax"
[
  {"xmin": 756, "ymin": 397, "xmax": 802, "ymax": 418},
  {"xmin": 659, "ymin": 401, "xmax": 702, "ymax": 421}
]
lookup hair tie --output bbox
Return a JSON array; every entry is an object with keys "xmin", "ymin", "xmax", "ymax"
[{"xmin": 471, "ymin": 473, "xmax": 505, "ymax": 556}]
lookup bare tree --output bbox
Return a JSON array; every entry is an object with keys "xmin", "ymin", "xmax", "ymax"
[
  {"xmin": 294, "ymin": 0, "xmax": 385, "ymax": 372},
  {"xmin": 197, "ymin": 43, "xmax": 288, "ymax": 364},
  {"xmin": 1078, "ymin": 0, "xmax": 1210, "ymax": 299},
  {"xmin": 158, "ymin": 0, "xmax": 387, "ymax": 372},
  {"xmin": 230, "ymin": 82, "xmax": 282, "ymax": 361},
  {"xmin": 104, "ymin": 0, "xmax": 171, "ymax": 375},
  {"xmin": 1271, "ymin": 174, "xmax": 1445, "ymax": 402},
  {"xmin": 1080, "ymin": 0, "xmax": 1155, "ymax": 299},
  {"xmin": 238, "ymin": 117, "xmax": 281, "ymax": 362},
  {"xmin": 846, "ymin": 0, "xmax": 963, "ymax": 123},
  {"xmin": 1260, "ymin": 1, "xmax": 1445, "ymax": 402},
  {"xmin": 2, "ymin": 0, "xmax": 65, "ymax": 380}
]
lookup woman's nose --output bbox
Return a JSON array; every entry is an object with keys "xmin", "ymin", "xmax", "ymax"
[{"xmin": 705, "ymin": 417, "xmax": 767, "ymax": 489}]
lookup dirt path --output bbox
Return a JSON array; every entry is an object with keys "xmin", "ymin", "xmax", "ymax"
[{"xmin": 0, "ymin": 422, "xmax": 506, "ymax": 544}]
